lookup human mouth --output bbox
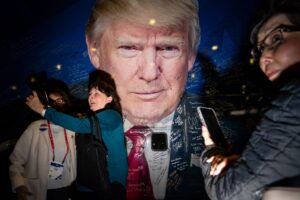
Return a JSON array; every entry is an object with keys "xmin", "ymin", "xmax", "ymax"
[
  {"xmin": 89, "ymin": 104, "xmax": 98, "ymax": 111},
  {"xmin": 133, "ymin": 89, "xmax": 165, "ymax": 100},
  {"xmin": 89, "ymin": 101, "xmax": 96, "ymax": 107},
  {"xmin": 265, "ymin": 69, "xmax": 280, "ymax": 81}
]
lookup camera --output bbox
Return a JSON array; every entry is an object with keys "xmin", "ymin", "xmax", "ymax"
[
  {"xmin": 35, "ymin": 90, "xmax": 49, "ymax": 106},
  {"xmin": 151, "ymin": 132, "xmax": 168, "ymax": 151}
]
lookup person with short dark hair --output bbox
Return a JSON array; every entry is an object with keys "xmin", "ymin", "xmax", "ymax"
[
  {"xmin": 25, "ymin": 70, "xmax": 128, "ymax": 199},
  {"xmin": 200, "ymin": 1, "xmax": 300, "ymax": 199}
]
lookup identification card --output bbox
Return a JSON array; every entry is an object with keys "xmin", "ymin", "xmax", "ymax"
[{"xmin": 48, "ymin": 161, "xmax": 64, "ymax": 180}]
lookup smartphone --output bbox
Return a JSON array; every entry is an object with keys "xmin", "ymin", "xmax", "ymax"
[
  {"xmin": 151, "ymin": 132, "xmax": 168, "ymax": 151},
  {"xmin": 197, "ymin": 106, "xmax": 229, "ymax": 149}
]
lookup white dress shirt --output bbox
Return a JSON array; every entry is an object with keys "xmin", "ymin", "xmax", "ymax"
[{"xmin": 124, "ymin": 112, "xmax": 174, "ymax": 200}]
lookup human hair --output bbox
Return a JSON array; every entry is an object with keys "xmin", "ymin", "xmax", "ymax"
[
  {"xmin": 88, "ymin": 69, "xmax": 122, "ymax": 113},
  {"xmin": 85, "ymin": 0, "xmax": 200, "ymax": 54},
  {"xmin": 250, "ymin": 0, "xmax": 300, "ymax": 45},
  {"xmin": 45, "ymin": 79, "xmax": 73, "ymax": 114}
]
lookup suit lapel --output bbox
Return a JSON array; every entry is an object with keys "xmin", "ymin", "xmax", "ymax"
[{"xmin": 166, "ymin": 95, "xmax": 189, "ymax": 193}]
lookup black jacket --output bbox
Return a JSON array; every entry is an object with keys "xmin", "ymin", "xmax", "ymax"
[{"xmin": 200, "ymin": 77, "xmax": 300, "ymax": 200}]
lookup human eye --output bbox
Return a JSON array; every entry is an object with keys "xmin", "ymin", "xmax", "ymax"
[
  {"xmin": 268, "ymin": 31, "xmax": 283, "ymax": 47},
  {"xmin": 94, "ymin": 93, "xmax": 102, "ymax": 98},
  {"xmin": 89, "ymin": 89, "xmax": 97, "ymax": 96},
  {"xmin": 157, "ymin": 45, "xmax": 180, "ymax": 58},
  {"xmin": 118, "ymin": 45, "xmax": 140, "ymax": 58},
  {"xmin": 88, "ymin": 91, "xmax": 94, "ymax": 96}
]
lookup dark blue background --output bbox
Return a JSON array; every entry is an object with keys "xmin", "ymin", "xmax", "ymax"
[
  {"xmin": 0, "ymin": 0, "xmax": 267, "ymax": 103},
  {"xmin": 0, "ymin": 0, "xmax": 272, "ymax": 198}
]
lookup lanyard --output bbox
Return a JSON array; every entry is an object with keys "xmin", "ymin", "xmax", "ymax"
[{"xmin": 47, "ymin": 121, "xmax": 70, "ymax": 163}]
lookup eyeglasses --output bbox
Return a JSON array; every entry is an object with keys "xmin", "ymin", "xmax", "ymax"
[
  {"xmin": 49, "ymin": 97, "xmax": 65, "ymax": 105},
  {"xmin": 252, "ymin": 24, "xmax": 300, "ymax": 62}
]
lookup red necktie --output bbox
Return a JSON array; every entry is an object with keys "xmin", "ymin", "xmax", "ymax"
[{"xmin": 125, "ymin": 126, "xmax": 154, "ymax": 200}]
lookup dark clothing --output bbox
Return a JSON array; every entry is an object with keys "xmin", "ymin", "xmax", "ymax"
[
  {"xmin": 47, "ymin": 186, "xmax": 72, "ymax": 200},
  {"xmin": 165, "ymin": 93, "xmax": 244, "ymax": 200},
  {"xmin": 165, "ymin": 94, "xmax": 208, "ymax": 199},
  {"xmin": 200, "ymin": 78, "xmax": 300, "ymax": 200},
  {"xmin": 44, "ymin": 108, "xmax": 128, "ymax": 187}
]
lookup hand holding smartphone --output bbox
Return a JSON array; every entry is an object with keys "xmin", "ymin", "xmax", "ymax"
[{"xmin": 197, "ymin": 107, "xmax": 229, "ymax": 149}]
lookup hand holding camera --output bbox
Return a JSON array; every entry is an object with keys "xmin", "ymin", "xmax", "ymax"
[{"xmin": 26, "ymin": 91, "xmax": 45, "ymax": 115}]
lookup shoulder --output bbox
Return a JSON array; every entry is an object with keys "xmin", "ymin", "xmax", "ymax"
[
  {"xmin": 20, "ymin": 120, "xmax": 48, "ymax": 140},
  {"xmin": 281, "ymin": 79, "xmax": 300, "ymax": 95},
  {"xmin": 274, "ymin": 79, "xmax": 300, "ymax": 106},
  {"xmin": 28, "ymin": 119, "xmax": 48, "ymax": 129},
  {"xmin": 97, "ymin": 109, "xmax": 122, "ymax": 119},
  {"xmin": 266, "ymin": 79, "xmax": 300, "ymax": 122}
]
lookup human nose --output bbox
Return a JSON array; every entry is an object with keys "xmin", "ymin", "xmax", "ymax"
[
  {"xmin": 259, "ymin": 50, "xmax": 273, "ymax": 73},
  {"xmin": 88, "ymin": 93, "xmax": 93, "ymax": 101},
  {"xmin": 138, "ymin": 48, "xmax": 161, "ymax": 82}
]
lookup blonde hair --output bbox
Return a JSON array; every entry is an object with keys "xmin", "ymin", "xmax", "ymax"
[{"xmin": 85, "ymin": 0, "xmax": 200, "ymax": 54}]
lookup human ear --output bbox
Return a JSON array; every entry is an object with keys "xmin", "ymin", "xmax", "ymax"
[
  {"xmin": 107, "ymin": 96, "xmax": 113, "ymax": 103},
  {"xmin": 187, "ymin": 52, "xmax": 196, "ymax": 72},
  {"xmin": 86, "ymin": 36, "xmax": 101, "ymax": 69}
]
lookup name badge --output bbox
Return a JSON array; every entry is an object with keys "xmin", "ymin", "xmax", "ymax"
[{"xmin": 48, "ymin": 161, "xmax": 64, "ymax": 180}]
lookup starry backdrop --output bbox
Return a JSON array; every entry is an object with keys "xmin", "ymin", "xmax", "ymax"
[
  {"xmin": 0, "ymin": 0, "xmax": 273, "ymax": 198},
  {"xmin": 0, "ymin": 0, "xmax": 271, "ymax": 105}
]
